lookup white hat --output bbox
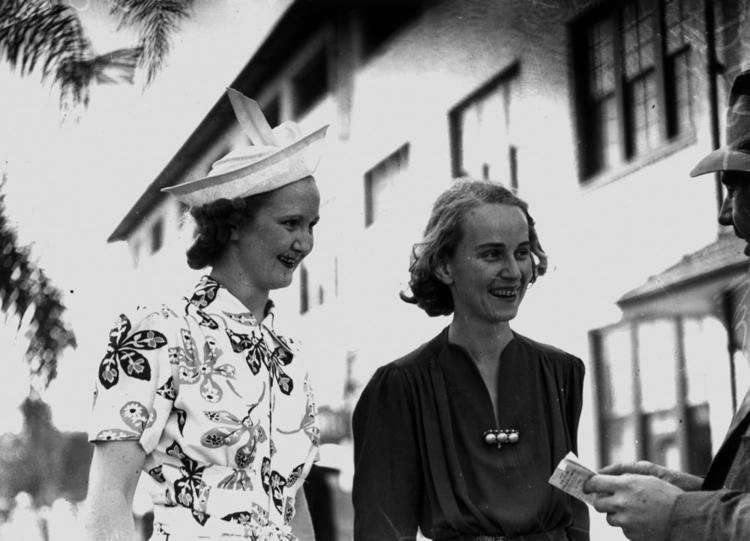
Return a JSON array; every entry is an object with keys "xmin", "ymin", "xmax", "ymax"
[{"xmin": 162, "ymin": 88, "xmax": 329, "ymax": 206}]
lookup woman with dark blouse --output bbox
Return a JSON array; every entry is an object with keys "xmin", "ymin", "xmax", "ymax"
[{"xmin": 352, "ymin": 179, "xmax": 589, "ymax": 541}]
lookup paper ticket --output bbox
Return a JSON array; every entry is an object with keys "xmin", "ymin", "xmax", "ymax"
[{"xmin": 548, "ymin": 452, "xmax": 596, "ymax": 505}]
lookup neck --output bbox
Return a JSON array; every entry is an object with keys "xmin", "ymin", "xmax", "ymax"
[
  {"xmin": 210, "ymin": 262, "xmax": 269, "ymax": 319},
  {"xmin": 448, "ymin": 315, "xmax": 513, "ymax": 365}
]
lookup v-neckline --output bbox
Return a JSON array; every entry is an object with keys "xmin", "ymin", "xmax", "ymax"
[{"xmin": 443, "ymin": 328, "xmax": 516, "ymax": 427}]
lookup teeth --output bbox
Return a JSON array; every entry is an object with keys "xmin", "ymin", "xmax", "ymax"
[{"xmin": 489, "ymin": 288, "xmax": 517, "ymax": 297}]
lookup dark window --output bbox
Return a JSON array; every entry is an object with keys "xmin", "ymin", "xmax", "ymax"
[
  {"xmin": 364, "ymin": 144, "xmax": 410, "ymax": 227},
  {"xmin": 449, "ymin": 64, "xmax": 519, "ymax": 187},
  {"xmin": 317, "ymin": 285, "xmax": 325, "ymax": 306},
  {"xmin": 300, "ymin": 264, "xmax": 309, "ymax": 314},
  {"xmin": 292, "ymin": 46, "xmax": 329, "ymax": 119},
  {"xmin": 150, "ymin": 219, "xmax": 163, "ymax": 254},
  {"xmin": 590, "ymin": 316, "xmax": 718, "ymax": 474},
  {"xmin": 572, "ymin": 0, "xmax": 696, "ymax": 180}
]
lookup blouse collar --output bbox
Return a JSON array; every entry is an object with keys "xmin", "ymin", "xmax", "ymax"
[{"xmin": 187, "ymin": 275, "xmax": 276, "ymax": 327}]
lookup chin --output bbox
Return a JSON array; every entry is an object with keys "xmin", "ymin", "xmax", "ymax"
[{"xmin": 269, "ymin": 277, "xmax": 293, "ymax": 290}]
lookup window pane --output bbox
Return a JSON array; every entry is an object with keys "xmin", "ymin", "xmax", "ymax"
[
  {"xmin": 600, "ymin": 326, "xmax": 634, "ymax": 417},
  {"xmin": 364, "ymin": 144, "xmax": 410, "ymax": 226},
  {"xmin": 638, "ymin": 319, "xmax": 677, "ymax": 413},
  {"xmin": 594, "ymin": 96, "xmax": 621, "ymax": 170},
  {"xmin": 456, "ymin": 82, "xmax": 512, "ymax": 183},
  {"xmin": 665, "ymin": 0, "xmax": 689, "ymax": 53},
  {"xmin": 670, "ymin": 49, "xmax": 694, "ymax": 136},
  {"xmin": 629, "ymin": 72, "xmax": 660, "ymax": 155},
  {"xmin": 687, "ymin": 403, "xmax": 713, "ymax": 475},
  {"xmin": 589, "ymin": 18, "xmax": 615, "ymax": 98},
  {"xmin": 603, "ymin": 417, "xmax": 638, "ymax": 464},
  {"xmin": 622, "ymin": 0, "xmax": 655, "ymax": 79},
  {"xmin": 644, "ymin": 410, "xmax": 681, "ymax": 470},
  {"xmin": 683, "ymin": 317, "xmax": 726, "ymax": 406}
]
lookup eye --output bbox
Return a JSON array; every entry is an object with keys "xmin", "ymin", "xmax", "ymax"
[
  {"xmin": 515, "ymin": 247, "xmax": 531, "ymax": 260},
  {"xmin": 480, "ymin": 249, "xmax": 502, "ymax": 261}
]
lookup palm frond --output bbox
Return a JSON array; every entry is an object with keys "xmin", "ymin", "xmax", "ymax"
[
  {"xmin": 0, "ymin": 174, "xmax": 76, "ymax": 389},
  {"xmin": 110, "ymin": 0, "xmax": 194, "ymax": 84},
  {"xmin": 0, "ymin": 0, "xmax": 94, "ymax": 106}
]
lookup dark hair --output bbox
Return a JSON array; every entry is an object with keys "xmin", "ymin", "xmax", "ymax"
[
  {"xmin": 186, "ymin": 193, "xmax": 271, "ymax": 269},
  {"xmin": 401, "ymin": 178, "xmax": 545, "ymax": 316}
]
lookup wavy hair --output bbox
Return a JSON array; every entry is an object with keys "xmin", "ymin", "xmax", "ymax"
[
  {"xmin": 401, "ymin": 178, "xmax": 546, "ymax": 316},
  {"xmin": 185, "ymin": 193, "xmax": 272, "ymax": 269}
]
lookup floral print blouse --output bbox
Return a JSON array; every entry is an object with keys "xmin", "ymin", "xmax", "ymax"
[{"xmin": 88, "ymin": 276, "xmax": 320, "ymax": 540}]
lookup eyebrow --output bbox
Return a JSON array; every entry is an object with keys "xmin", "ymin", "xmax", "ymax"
[{"xmin": 475, "ymin": 240, "xmax": 530, "ymax": 249}]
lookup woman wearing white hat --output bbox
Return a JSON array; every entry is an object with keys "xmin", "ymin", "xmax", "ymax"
[{"xmin": 83, "ymin": 89, "xmax": 326, "ymax": 541}]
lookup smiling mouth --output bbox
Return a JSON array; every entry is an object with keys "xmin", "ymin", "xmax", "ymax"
[
  {"xmin": 488, "ymin": 287, "xmax": 519, "ymax": 299},
  {"xmin": 277, "ymin": 255, "xmax": 299, "ymax": 269}
]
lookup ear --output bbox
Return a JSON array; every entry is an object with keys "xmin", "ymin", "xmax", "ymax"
[{"xmin": 434, "ymin": 259, "xmax": 454, "ymax": 286}]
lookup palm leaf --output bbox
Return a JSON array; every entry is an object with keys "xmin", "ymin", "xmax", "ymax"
[
  {"xmin": 109, "ymin": 0, "xmax": 194, "ymax": 84},
  {"xmin": 0, "ymin": 0, "xmax": 93, "ymax": 106},
  {"xmin": 0, "ymin": 1, "xmax": 143, "ymax": 108},
  {"xmin": 0, "ymin": 173, "xmax": 76, "ymax": 389}
]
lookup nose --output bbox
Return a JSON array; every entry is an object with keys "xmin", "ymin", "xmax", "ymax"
[
  {"xmin": 499, "ymin": 256, "xmax": 522, "ymax": 280},
  {"xmin": 292, "ymin": 230, "xmax": 314, "ymax": 255},
  {"xmin": 718, "ymin": 193, "xmax": 734, "ymax": 227}
]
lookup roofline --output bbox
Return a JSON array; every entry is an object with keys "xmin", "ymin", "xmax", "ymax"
[{"xmin": 616, "ymin": 259, "xmax": 749, "ymax": 308}]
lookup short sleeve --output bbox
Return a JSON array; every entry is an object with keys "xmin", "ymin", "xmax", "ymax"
[
  {"xmin": 88, "ymin": 306, "xmax": 176, "ymax": 455},
  {"xmin": 352, "ymin": 365, "xmax": 422, "ymax": 541}
]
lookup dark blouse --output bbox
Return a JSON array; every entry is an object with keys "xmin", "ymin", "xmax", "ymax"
[{"xmin": 352, "ymin": 328, "xmax": 589, "ymax": 541}]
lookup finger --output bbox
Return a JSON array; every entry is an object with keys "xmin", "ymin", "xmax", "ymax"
[
  {"xmin": 606, "ymin": 512, "xmax": 622, "ymax": 528},
  {"xmin": 590, "ymin": 494, "xmax": 618, "ymax": 514},
  {"xmin": 599, "ymin": 463, "xmax": 629, "ymax": 475},
  {"xmin": 585, "ymin": 474, "xmax": 622, "ymax": 493}
]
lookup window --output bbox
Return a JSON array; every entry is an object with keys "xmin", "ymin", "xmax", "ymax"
[
  {"xmin": 449, "ymin": 64, "xmax": 519, "ymax": 187},
  {"xmin": 292, "ymin": 46, "xmax": 329, "ymax": 119},
  {"xmin": 150, "ymin": 219, "xmax": 163, "ymax": 254},
  {"xmin": 364, "ymin": 144, "xmax": 410, "ymax": 227},
  {"xmin": 300, "ymin": 264, "xmax": 309, "ymax": 314},
  {"xmin": 572, "ymin": 0, "xmax": 696, "ymax": 180},
  {"xmin": 591, "ymin": 315, "xmax": 722, "ymax": 474}
]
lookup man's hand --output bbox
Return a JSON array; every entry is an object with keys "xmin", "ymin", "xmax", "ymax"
[
  {"xmin": 584, "ymin": 473, "xmax": 683, "ymax": 541},
  {"xmin": 599, "ymin": 461, "xmax": 703, "ymax": 491}
]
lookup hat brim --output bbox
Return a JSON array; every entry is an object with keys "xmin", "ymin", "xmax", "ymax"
[
  {"xmin": 162, "ymin": 125, "xmax": 329, "ymax": 206},
  {"xmin": 690, "ymin": 146, "xmax": 750, "ymax": 177}
]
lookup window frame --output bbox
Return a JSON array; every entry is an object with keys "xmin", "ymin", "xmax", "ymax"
[
  {"xmin": 590, "ymin": 315, "xmax": 713, "ymax": 474},
  {"xmin": 363, "ymin": 143, "xmax": 411, "ymax": 227},
  {"xmin": 448, "ymin": 62, "xmax": 520, "ymax": 187},
  {"xmin": 571, "ymin": 0, "xmax": 697, "ymax": 183}
]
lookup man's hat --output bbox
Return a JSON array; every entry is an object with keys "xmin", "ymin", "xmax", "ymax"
[
  {"xmin": 691, "ymin": 70, "xmax": 750, "ymax": 177},
  {"xmin": 162, "ymin": 88, "xmax": 329, "ymax": 206}
]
